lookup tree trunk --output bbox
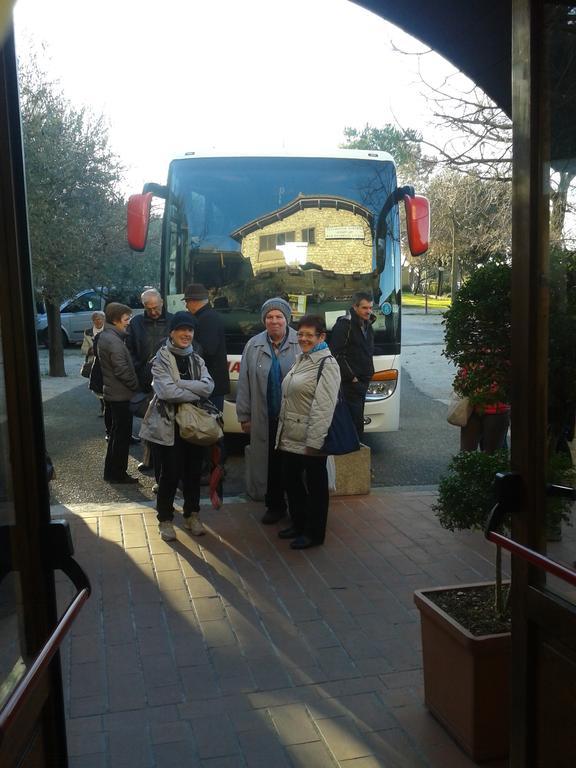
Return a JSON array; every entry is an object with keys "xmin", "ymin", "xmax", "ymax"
[
  {"xmin": 46, "ymin": 299, "xmax": 66, "ymax": 377},
  {"xmin": 450, "ymin": 221, "xmax": 459, "ymax": 296},
  {"xmin": 550, "ymin": 169, "xmax": 575, "ymax": 247}
]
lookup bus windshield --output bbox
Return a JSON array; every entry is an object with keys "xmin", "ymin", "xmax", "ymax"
[{"xmin": 164, "ymin": 155, "xmax": 401, "ymax": 354}]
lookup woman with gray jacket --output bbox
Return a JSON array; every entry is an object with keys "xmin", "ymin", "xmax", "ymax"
[
  {"xmin": 276, "ymin": 315, "xmax": 341, "ymax": 549},
  {"xmin": 140, "ymin": 312, "xmax": 214, "ymax": 542},
  {"xmin": 236, "ymin": 297, "xmax": 300, "ymax": 522}
]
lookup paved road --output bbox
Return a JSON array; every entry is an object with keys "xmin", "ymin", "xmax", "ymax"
[{"xmin": 42, "ymin": 311, "xmax": 460, "ymax": 504}]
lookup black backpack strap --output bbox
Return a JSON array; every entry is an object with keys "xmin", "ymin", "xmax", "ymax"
[{"xmin": 316, "ymin": 355, "xmax": 334, "ymax": 384}]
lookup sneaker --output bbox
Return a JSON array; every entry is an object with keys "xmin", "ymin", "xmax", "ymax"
[
  {"xmin": 184, "ymin": 513, "xmax": 205, "ymax": 536},
  {"xmin": 158, "ymin": 521, "xmax": 176, "ymax": 541}
]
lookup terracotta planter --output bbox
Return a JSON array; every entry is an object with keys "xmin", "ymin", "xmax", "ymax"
[{"xmin": 414, "ymin": 583, "xmax": 511, "ymax": 762}]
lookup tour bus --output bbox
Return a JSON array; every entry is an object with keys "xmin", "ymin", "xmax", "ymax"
[{"xmin": 127, "ymin": 150, "xmax": 429, "ymax": 433}]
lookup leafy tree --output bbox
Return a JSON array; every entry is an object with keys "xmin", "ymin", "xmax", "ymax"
[
  {"xmin": 341, "ymin": 123, "xmax": 431, "ymax": 184},
  {"xmin": 19, "ymin": 52, "xmax": 124, "ymax": 375}
]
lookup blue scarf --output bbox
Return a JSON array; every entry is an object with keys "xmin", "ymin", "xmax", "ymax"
[
  {"xmin": 267, "ymin": 337, "xmax": 283, "ymax": 420},
  {"xmin": 311, "ymin": 341, "xmax": 328, "ymax": 353}
]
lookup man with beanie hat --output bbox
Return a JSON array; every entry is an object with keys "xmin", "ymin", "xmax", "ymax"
[{"xmin": 236, "ymin": 297, "xmax": 300, "ymax": 521}]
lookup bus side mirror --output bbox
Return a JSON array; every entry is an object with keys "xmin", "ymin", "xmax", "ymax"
[
  {"xmin": 127, "ymin": 192, "xmax": 153, "ymax": 251},
  {"xmin": 404, "ymin": 195, "xmax": 430, "ymax": 256}
]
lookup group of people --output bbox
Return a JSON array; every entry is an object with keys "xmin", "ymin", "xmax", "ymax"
[
  {"xmin": 82, "ymin": 285, "xmax": 229, "ymax": 540},
  {"xmin": 83, "ymin": 286, "xmax": 376, "ymax": 547}
]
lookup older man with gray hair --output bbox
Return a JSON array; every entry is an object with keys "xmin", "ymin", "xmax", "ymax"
[{"xmin": 126, "ymin": 288, "xmax": 173, "ymax": 472}]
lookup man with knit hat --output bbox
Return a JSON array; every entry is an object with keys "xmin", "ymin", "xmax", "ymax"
[{"xmin": 236, "ymin": 297, "xmax": 300, "ymax": 522}]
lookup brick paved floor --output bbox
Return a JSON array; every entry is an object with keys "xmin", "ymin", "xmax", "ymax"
[{"xmin": 54, "ymin": 491, "xmax": 510, "ymax": 768}]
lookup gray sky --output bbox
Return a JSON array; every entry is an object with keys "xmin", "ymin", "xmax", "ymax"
[{"xmin": 14, "ymin": 0, "xmax": 465, "ymax": 194}]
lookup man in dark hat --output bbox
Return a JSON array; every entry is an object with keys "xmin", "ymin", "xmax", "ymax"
[
  {"xmin": 183, "ymin": 284, "xmax": 230, "ymax": 409},
  {"xmin": 184, "ymin": 285, "xmax": 229, "ymax": 495}
]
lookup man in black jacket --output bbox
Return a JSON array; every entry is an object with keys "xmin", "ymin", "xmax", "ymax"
[
  {"xmin": 183, "ymin": 283, "xmax": 230, "ymax": 410},
  {"xmin": 329, "ymin": 291, "xmax": 375, "ymax": 437},
  {"xmin": 126, "ymin": 289, "xmax": 173, "ymax": 393},
  {"xmin": 126, "ymin": 288, "xmax": 173, "ymax": 472}
]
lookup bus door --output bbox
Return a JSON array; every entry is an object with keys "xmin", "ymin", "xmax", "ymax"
[{"xmin": 0, "ymin": 30, "xmax": 90, "ymax": 767}]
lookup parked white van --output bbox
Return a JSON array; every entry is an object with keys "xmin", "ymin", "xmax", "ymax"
[{"xmin": 36, "ymin": 287, "xmax": 145, "ymax": 346}]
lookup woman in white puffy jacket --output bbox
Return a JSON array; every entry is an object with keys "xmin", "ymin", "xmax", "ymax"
[{"xmin": 276, "ymin": 315, "xmax": 340, "ymax": 549}]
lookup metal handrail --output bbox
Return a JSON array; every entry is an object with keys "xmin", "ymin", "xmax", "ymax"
[
  {"xmin": 0, "ymin": 583, "xmax": 90, "ymax": 741},
  {"xmin": 0, "ymin": 523, "xmax": 91, "ymax": 743},
  {"xmin": 486, "ymin": 529, "xmax": 576, "ymax": 588},
  {"xmin": 485, "ymin": 474, "xmax": 576, "ymax": 588}
]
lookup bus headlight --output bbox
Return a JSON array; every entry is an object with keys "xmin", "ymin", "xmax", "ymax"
[{"xmin": 366, "ymin": 370, "xmax": 398, "ymax": 401}]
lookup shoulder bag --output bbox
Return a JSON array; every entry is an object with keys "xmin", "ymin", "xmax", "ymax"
[
  {"xmin": 168, "ymin": 351, "xmax": 224, "ymax": 445},
  {"xmin": 80, "ymin": 353, "xmax": 94, "ymax": 378},
  {"xmin": 316, "ymin": 357, "xmax": 360, "ymax": 455},
  {"xmin": 446, "ymin": 391, "xmax": 473, "ymax": 427},
  {"xmin": 175, "ymin": 401, "xmax": 223, "ymax": 445}
]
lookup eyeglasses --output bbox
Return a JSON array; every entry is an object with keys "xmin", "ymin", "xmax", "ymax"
[{"xmin": 297, "ymin": 333, "xmax": 319, "ymax": 339}]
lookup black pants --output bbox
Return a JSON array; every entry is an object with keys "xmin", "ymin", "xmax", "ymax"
[
  {"xmin": 282, "ymin": 451, "xmax": 329, "ymax": 544},
  {"xmin": 342, "ymin": 380, "xmax": 369, "ymax": 437},
  {"xmin": 103, "ymin": 400, "xmax": 112, "ymax": 437},
  {"xmin": 265, "ymin": 418, "xmax": 287, "ymax": 514},
  {"xmin": 104, "ymin": 401, "xmax": 133, "ymax": 480},
  {"xmin": 156, "ymin": 430, "xmax": 204, "ymax": 522},
  {"xmin": 460, "ymin": 410, "xmax": 510, "ymax": 453}
]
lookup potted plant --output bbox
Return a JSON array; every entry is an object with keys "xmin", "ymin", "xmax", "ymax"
[
  {"xmin": 415, "ymin": 448, "xmax": 573, "ymax": 761},
  {"xmin": 414, "ymin": 449, "xmax": 512, "ymax": 763}
]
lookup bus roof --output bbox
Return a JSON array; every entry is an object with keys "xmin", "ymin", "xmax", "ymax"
[{"xmin": 172, "ymin": 148, "xmax": 396, "ymax": 165}]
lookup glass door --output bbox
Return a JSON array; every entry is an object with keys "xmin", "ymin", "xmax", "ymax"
[{"xmin": 510, "ymin": 2, "xmax": 576, "ymax": 765}]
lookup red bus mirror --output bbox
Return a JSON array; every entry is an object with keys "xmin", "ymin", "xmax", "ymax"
[
  {"xmin": 404, "ymin": 194, "xmax": 430, "ymax": 256},
  {"xmin": 127, "ymin": 192, "xmax": 153, "ymax": 251}
]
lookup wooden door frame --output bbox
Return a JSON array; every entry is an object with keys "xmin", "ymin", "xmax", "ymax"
[
  {"xmin": 0, "ymin": 26, "xmax": 68, "ymax": 766},
  {"xmin": 510, "ymin": 1, "xmax": 576, "ymax": 765}
]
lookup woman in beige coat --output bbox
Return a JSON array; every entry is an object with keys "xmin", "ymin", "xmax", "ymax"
[{"xmin": 276, "ymin": 315, "xmax": 341, "ymax": 549}]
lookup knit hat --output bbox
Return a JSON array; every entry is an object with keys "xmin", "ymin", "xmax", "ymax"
[
  {"xmin": 182, "ymin": 283, "xmax": 209, "ymax": 301},
  {"xmin": 169, "ymin": 311, "xmax": 198, "ymax": 332},
  {"xmin": 261, "ymin": 297, "xmax": 292, "ymax": 324}
]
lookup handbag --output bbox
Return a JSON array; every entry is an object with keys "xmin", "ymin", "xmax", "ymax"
[
  {"xmin": 80, "ymin": 355, "xmax": 94, "ymax": 378},
  {"xmin": 447, "ymin": 391, "xmax": 472, "ymax": 426},
  {"xmin": 316, "ymin": 357, "xmax": 361, "ymax": 455},
  {"xmin": 175, "ymin": 400, "xmax": 223, "ymax": 445}
]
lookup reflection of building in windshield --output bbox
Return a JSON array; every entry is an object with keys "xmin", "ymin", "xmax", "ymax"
[
  {"xmin": 231, "ymin": 195, "xmax": 373, "ymax": 275},
  {"xmin": 181, "ymin": 195, "xmax": 381, "ymax": 339}
]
